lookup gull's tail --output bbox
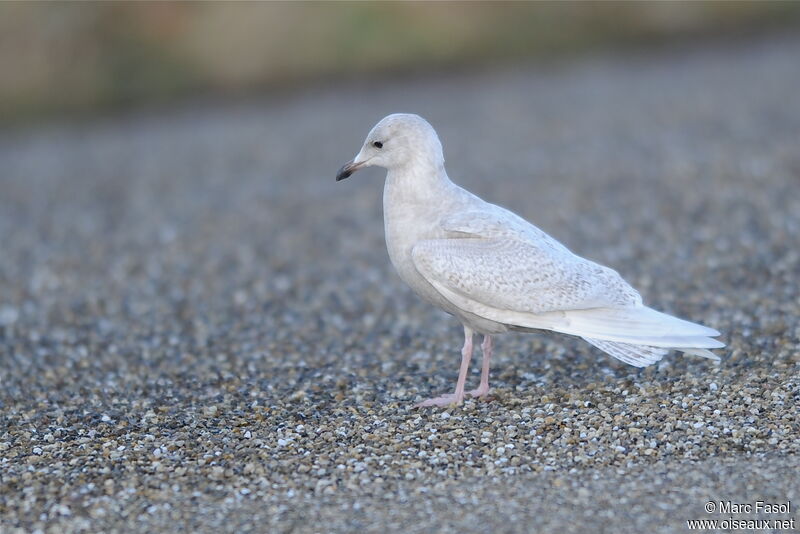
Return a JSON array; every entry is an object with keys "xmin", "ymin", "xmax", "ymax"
[
  {"xmin": 567, "ymin": 306, "xmax": 724, "ymax": 367},
  {"xmin": 497, "ymin": 304, "xmax": 724, "ymax": 367},
  {"xmin": 582, "ymin": 337, "xmax": 719, "ymax": 367}
]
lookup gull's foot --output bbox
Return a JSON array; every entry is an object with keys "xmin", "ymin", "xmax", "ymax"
[
  {"xmin": 467, "ymin": 385, "xmax": 491, "ymax": 398},
  {"xmin": 414, "ymin": 392, "xmax": 463, "ymax": 408}
]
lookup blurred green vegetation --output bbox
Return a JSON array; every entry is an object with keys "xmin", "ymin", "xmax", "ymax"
[{"xmin": 1, "ymin": 2, "xmax": 799, "ymax": 124}]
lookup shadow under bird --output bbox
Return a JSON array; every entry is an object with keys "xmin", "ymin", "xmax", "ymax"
[{"xmin": 336, "ymin": 113, "xmax": 724, "ymax": 407}]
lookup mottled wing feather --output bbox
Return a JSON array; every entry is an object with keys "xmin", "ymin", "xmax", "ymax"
[
  {"xmin": 440, "ymin": 209, "xmax": 563, "ymax": 244},
  {"xmin": 411, "ymin": 237, "xmax": 641, "ymax": 315}
]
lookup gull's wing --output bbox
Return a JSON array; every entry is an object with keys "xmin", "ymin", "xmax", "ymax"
[
  {"xmin": 412, "ymin": 209, "xmax": 723, "ymax": 366},
  {"xmin": 424, "ymin": 207, "xmax": 644, "ymax": 313},
  {"xmin": 411, "ymin": 236, "xmax": 642, "ymax": 316}
]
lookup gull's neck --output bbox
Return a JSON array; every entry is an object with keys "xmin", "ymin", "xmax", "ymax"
[{"xmin": 384, "ymin": 157, "xmax": 454, "ymax": 205}]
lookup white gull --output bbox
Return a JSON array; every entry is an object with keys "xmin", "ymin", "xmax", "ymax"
[{"xmin": 336, "ymin": 113, "xmax": 724, "ymax": 407}]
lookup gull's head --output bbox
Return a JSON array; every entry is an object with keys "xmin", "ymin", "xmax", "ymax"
[{"xmin": 336, "ymin": 113, "xmax": 443, "ymax": 181}]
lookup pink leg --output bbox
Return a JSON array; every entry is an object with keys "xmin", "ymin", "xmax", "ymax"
[
  {"xmin": 415, "ymin": 326, "xmax": 474, "ymax": 408},
  {"xmin": 468, "ymin": 335, "xmax": 492, "ymax": 398}
]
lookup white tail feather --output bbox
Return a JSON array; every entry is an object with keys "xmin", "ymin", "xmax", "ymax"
[
  {"xmin": 574, "ymin": 333, "xmax": 724, "ymax": 349},
  {"xmin": 584, "ymin": 338, "xmax": 722, "ymax": 367},
  {"xmin": 583, "ymin": 338, "xmax": 668, "ymax": 367},
  {"xmin": 557, "ymin": 306, "xmax": 720, "ymax": 338},
  {"xmin": 680, "ymin": 348, "xmax": 721, "ymax": 362}
]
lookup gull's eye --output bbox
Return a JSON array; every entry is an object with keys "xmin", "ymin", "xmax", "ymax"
[{"xmin": 372, "ymin": 141, "xmax": 383, "ymax": 149}]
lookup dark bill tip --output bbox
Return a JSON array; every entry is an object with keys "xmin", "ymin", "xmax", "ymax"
[
  {"xmin": 335, "ymin": 164, "xmax": 352, "ymax": 181},
  {"xmin": 336, "ymin": 161, "xmax": 361, "ymax": 181}
]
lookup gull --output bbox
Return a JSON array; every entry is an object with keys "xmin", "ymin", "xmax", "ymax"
[{"xmin": 336, "ymin": 113, "xmax": 724, "ymax": 407}]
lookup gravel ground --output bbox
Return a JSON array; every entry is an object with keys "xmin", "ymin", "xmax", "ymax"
[{"xmin": 1, "ymin": 35, "xmax": 799, "ymax": 533}]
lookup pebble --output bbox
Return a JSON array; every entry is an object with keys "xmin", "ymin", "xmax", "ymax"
[{"xmin": 0, "ymin": 305, "xmax": 19, "ymax": 326}]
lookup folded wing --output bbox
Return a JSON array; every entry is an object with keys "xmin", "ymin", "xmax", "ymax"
[
  {"xmin": 411, "ymin": 237, "xmax": 642, "ymax": 315},
  {"xmin": 411, "ymin": 219, "xmax": 724, "ymax": 366}
]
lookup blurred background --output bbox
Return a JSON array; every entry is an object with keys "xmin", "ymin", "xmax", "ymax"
[{"xmin": 2, "ymin": 1, "xmax": 800, "ymax": 125}]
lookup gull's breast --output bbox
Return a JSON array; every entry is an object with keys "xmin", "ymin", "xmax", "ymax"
[
  {"xmin": 383, "ymin": 194, "xmax": 444, "ymax": 305},
  {"xmin": 382, "ymin": 184, "xmax": 509, "ymax": 334}
]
